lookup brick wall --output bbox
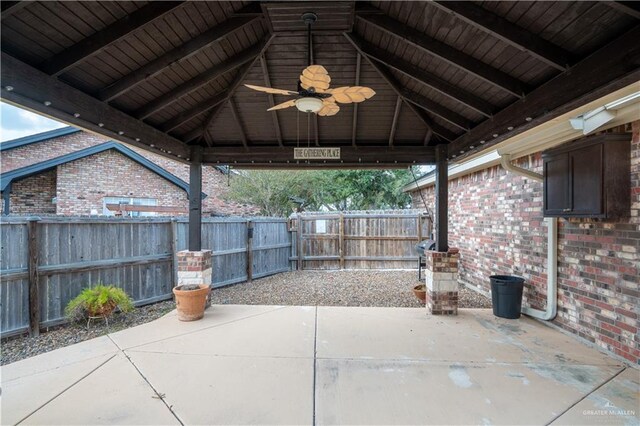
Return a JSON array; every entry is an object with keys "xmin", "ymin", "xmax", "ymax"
[
  {"xmin": 1, "ymin": 130, "xmax": 260, "ymax": 216},
  {"xmin": 5, "ymin": 170, "xmax": 57, "ymax": 215},
  {"xmin": 411, "ymin": 122, "xmax": 639, "ymax": 365}
]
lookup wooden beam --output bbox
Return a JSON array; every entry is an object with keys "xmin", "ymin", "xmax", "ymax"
[
  {"xmin": 188, "ymin": 146, "xmax": 203, "ymax": 252},
  {"xmin": 200, "ymin": 35, "xmax": 275, "ymax": 144},
  {"xmin": 423, "ymin": 129, "xmax": 433, "ymax": 146},
  {"xmin": 355, "ymin": 12, "xmax": 528, "ymax": 97},
  {"xmin": 259, "ymin": 54, "xmax": 283, "ymax": 146},
  {"xmin": 604, "ymin": 1, "xmax": 640, "ymax": 19},
  {"xmin": 431, "ymin": 1, "xmax": 572, "ymax": 71},
  {"xmin": 435, "ymin": 144, "xmax": 448, "ymax": 252},
  {"xmin": 402, "ymin": 89, "xmax": 474, "ymax": 131},
  {"xmin": 135, "ymin": 39, "xmax": 269, "ymax": 119},
  {"xmin": 448, "ymin": 24, "xmax": 640, "ymax": 159},
  {"xmin": 345, "ymin": 33, "xmax": 495, "ymax": 117},
  {"xmin": 0, "ymin": 52, "xmax": 189, "ymax": 160},
  {"xmin": 1, "ymin": 1, "xmax": 28, "ymax": 20},
  {"xmin": 344, "ymin": 38, "xmax": 459, "ymax": 142},
  {"xmin": 352, "ymin": 53, "xmax": 362, "ymax": 147},
  {"xmin": 228, "ymin": 99, "xmax": 248, "ymax": 149},
  {"xmin": 159, "ymin": 91, "xmax": 228, "ymax": 133},
  {"xmin": 232, "ymin": 2, "xmax": 263, "ymax": 16},
  {"xmin": 389, "ymin": 96, "xmax": 402, "ymax": 146},
  {"xmin": 40, "ymin": 1, "xmax": 184, "ymax": 77},
  {"xmin": 98, "ymin": 15, "xmax": 260, "ymax": 102},
  {"xmin": 202, "ymin": 145, "xmax": 436, "ymax": 166}
]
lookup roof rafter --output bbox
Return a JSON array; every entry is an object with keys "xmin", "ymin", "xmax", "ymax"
[
  {"xmin": 228, "ymin": 99, "xmax": 249, "ymax": 149},
  {"xmin": 135, "ymin": 38, "xmax": 271, "ymax": 120},
  {"xmin": 199, "ymin": 34, "xmax": 275, "ymax": 146},
  {"xmin": 345, "ymin": 33, "xmax": 495, "ymax": 118},
  {"xmin": 351, "ymin": 53, "xmax": 362, "ymax": 147},
  {"xmin": 40, "ymin": 1, "xmax": 184, "ymax": 77},
  {"xmin": 388, "ymin": 96, "xmax": 402, "ymax": 146},
  {"xmin": 0, "ymin": 52, "xmax": 189, "ymax": 161},
  {"xmin": 159, "ymin": 91, "xmax": 228, "ymax": 134},
  {"xmin": 355, "ymin": 10, "xmax": 528, "ymax": 97},
  {"xmin": 259, "ymin": 54, "xmax": 283, "ymax": 147},
  {"xmin": 431, "ymin": 1, "xmax": 573, "ymax": 71},
  {"xmin": 448, "ymin": 24, "xmax": 640, "ymax": 159},
  {"xmin": 97, "ymin": 15, "xmax": 260, "ymax": 102},
  {"xmin": 401, "ymin": 89, "xmax": 474, "ymax": 131},
  {"xmin": 345, "ymin": 32, "xmax": 459, "ymax": 143},
  {"xmin": 604, "ymin": 1, "xmax": 640, "ymax": 19}
]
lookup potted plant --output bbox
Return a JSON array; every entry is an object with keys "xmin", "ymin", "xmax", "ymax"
[
  {"xmin": 65, "ymin": 285, "xmax": 134, "ymax": 321},
  {"xmin": 173, "ymin": 284, "xmax": 210, "ymax": 321},
  {"xmin": 413, "ymin": 284, "xmax": 427, "ymax": 303}
]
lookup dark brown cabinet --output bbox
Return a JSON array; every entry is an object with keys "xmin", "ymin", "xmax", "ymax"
[{"xmin": 542, "ymin": 133, "xmax": 630, "ymax": 218}]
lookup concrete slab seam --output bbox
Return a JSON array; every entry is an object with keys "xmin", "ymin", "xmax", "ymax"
[
  {"xmin": 313, "ymin": 306, "xmax": 318, "ymax": 426},
  {"xmin": 545, "ymin": 367, "xmax": 628, "ymax": 426},
  {"xmin": 15, "ymin": 353, "xmax": 117, "ymax": 425}
]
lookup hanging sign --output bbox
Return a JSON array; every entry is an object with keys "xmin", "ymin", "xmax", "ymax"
[{"xmin": 294, "ymin": 147, "xmax": 341, "ymax": 160}]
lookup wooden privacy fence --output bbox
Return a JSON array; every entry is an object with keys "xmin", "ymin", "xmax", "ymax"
[
  {"xmin": 0, "ymin": 217, "xmax": 290, "ymax": 338},
  {"xmin": 289, "ymin": 210, "xmax": 431, "ymax": 270}
]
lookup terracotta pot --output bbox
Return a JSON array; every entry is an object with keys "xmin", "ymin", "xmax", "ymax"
[
  {"xmin": 413, "ymin": 284, "xmax": 427, "ymax": 303},
  {"xmin": 173, "ymin": 284, "xmax": 210, "ymax": 321}
]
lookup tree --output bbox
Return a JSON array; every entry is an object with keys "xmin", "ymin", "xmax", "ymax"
[{"xmin": 226, "ymin": 168, "xmax": 414, "ymax": 216}]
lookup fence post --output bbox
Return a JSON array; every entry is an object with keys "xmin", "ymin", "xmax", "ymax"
[
  {"xmin": 170, "ymin": 219, "xmax": 178, "ymax": 287},
  {"xmin": 339, "ymin": 213, "xmax": 345, "ymax": 270},
  {"xmin": 297, "ymin": 216, "xmax": 303, "ymax": 271},
  {"xmin": 246, "ymin": 220, "xmax": 253, "ymax": 282},
  {"xmin": 27, "ymin": 218, "xmax": 40, "ymax": 337},
  {"xmin": 417, "ymin": 215, "xmax": 423, "ymax": 242}
]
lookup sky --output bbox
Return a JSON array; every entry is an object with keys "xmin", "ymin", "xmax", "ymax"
[{"xmin": 0, "ymin": 101, "xmax": 67, "ymax": 142}]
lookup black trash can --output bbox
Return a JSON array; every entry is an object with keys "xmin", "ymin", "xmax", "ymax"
[{"xmin": 490, "ymin": 275, "xmax": 525, "ymax": 319}]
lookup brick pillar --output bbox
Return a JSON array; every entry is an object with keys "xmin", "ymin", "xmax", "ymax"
[
  {"xmin": 176, "ymin": 250, "xmax": 212, "ymax": 307},
  {"xmin": 425, "ymin": 251, "xmax": 459, "ymax": 315}
]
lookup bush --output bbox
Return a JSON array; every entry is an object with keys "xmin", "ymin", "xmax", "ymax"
[{"xmin": 65, "ymin": 285, "xmax": 134, "ymax": 321}]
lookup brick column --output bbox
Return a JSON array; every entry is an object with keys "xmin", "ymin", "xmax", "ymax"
[
  {"xmin": 176, "ymin": 250, "xmax": 212, "ymax": 306},
  {"xmin": 424, "ymin": 251, "xmax": 459, "ymax": 315}
]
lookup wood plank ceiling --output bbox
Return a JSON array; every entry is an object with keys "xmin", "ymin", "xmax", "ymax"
[{"xmin": 1, "ymin": 1, "xmax": 639, "ymax": 167}]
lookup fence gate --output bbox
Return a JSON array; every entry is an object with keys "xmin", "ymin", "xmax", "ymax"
[{"xmin": 291, "ymin": 210, "xmax": 431, "ymax": 270}]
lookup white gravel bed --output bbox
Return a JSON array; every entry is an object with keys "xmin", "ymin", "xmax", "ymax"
[{"xmin": 2, "ymin": 270, "xmax": 490, "ymax": 366}]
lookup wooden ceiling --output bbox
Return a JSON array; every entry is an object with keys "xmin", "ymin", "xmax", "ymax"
[{"xmin": 1, "ymin": 1, "xmax": 639, "ymax": 167}]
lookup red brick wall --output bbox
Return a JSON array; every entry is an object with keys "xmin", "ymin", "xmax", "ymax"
[
  {"xmin": 1, "ymin": 131, "xmax": 260, "ymax": 216},
  {"xmin": 5, "ymin": 170, "xmax": 57, "ymax": 215},
  {"xmin": 56, "ymin": 150, "xmax": 188, "ymax": 216},
  {"xmin": 411, "ymin": 122, "xmax": 639, "ymax": 365}
]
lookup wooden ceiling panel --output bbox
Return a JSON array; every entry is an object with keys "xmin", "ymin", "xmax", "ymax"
[
  {"xmin": 392, "ymin": 105, "xmax": 429, "ymax": 143},
  {"xmin": 264, "ymin": 2, "xmax": 354, "ymax": 33}
]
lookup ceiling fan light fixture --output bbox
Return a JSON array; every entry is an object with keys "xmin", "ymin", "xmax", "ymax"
[{"xmin": 295, "ymin": 97, "xmax": 323, "ymax": 113}]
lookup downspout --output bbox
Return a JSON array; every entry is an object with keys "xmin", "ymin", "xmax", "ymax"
[{"xmin": 499, "ymin": 153, "xmax": 558, "ymax": 321}]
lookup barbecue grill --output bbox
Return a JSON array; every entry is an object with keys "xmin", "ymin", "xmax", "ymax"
[{"xmin": 415, "ymin": 239, "xmax": 447, "ymax": 280}]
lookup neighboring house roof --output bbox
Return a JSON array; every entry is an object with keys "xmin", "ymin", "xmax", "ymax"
[
  {"xmin": 0, "ymin": 141, "xmax": 206, "ymax": 198},
  {"xmin": 0, "ymin": 127, "xmax": 81, "ymax": 151}
]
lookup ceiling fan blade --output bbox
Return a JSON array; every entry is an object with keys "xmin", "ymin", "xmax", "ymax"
[
  {"xmin": 300, "ymin": 64, "xmax": 331, "ymax": 91},
  {"xmin": 244, "ymin": 84, "xmax": 297, "ymax": 96},
  {"xmin": 317, "ymin": 100, "xmax": 340, "ymax": 116},
  {"xmin": 267, "ymin": 99, "xmax": 297, "ymax": 111},
  {"xmin": 327, "ymin": 86, "xmax": 376, "ymax": 104}
]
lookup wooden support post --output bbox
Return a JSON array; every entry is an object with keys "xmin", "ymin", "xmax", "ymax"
[
  {"xmin": 339, "ymin": 213, "xmax": 345, "ymax": 269},
  {"xmin": 297, "ymin": 216, "xmax": 303, "ymax": 271},
  {"xmin": 188, "ymin": 146, "xmax": 203, "ymax": 251},
  {"xmin": 27, "ymin": 218, "xmax": 40, "ymax": 337},
  {"xmin": 246, "ymin": 220, "xmax": 254, "ymax": 282},
  {"xmin": 170, "ymin": 219, "xmax": 179, "ymax": 287},
  {"xmin": 435, "ymin": 144, "xmax": 448, "ymax": 252}
]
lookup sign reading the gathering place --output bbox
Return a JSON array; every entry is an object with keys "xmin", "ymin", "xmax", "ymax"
[{"xmin": 293, "ymin": 147, "xmax": 341, "ymax": 160}]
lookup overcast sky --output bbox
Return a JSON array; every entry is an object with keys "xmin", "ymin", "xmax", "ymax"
[{"xmin": 0, "ymin": 101, "xmax": 67, "ymax": 142}]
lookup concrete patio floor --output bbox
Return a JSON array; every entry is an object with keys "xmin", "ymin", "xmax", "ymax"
[{"xmin": 1, "ymin": 305, "xmax": 638, "ymax": 425}]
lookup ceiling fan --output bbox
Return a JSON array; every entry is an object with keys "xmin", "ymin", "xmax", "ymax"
[{"xmin": 244, "ymin": 12, "xmax": 375, "ymax": 116}]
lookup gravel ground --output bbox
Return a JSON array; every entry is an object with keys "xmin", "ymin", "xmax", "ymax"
[
  {"xmin": 1, "ymin": 300, "xmax": 175, "ymax": 366},
  {"xmin": 212, "ymin": 270, "xmax": 491, "ymax": 309},
  {"xmin": 2, "ymin": 270, "xmax": 491, "ymax": 366}
]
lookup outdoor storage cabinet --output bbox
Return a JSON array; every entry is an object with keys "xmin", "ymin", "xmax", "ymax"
[{"xmin": 542, "ymin": 133, "xmax": 630, "ymax": 218}]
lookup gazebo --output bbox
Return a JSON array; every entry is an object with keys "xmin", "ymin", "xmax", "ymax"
[{"xmin": 1, "ymin": 0, "xmax": 639, "ymax": 252}]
